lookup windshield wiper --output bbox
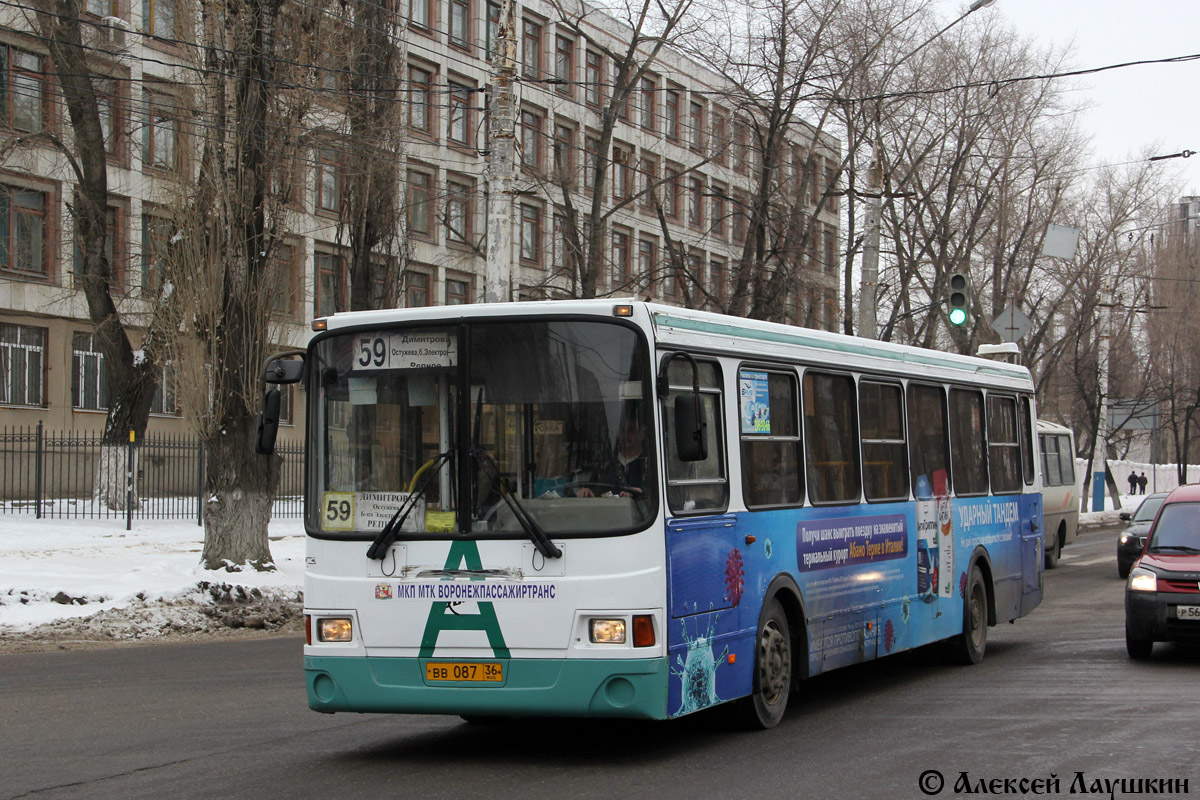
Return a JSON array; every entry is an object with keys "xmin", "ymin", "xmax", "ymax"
[
  {"xmin": 1149, "ymin": 544, "xmax": 1200, "ymax": 554},
  {"xmin": 473, "ymin": 447, "xmax": 562, "ymax": 559},
  {"xmin": 366, "ymin": 451, "xmax": 451, "ymax": 561}
]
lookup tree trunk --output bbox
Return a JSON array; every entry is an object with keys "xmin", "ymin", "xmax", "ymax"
[
  {"xmin": 201, "ymin": 415, "xmax": 280, "ymax": 570},
  {"xmin": 95, "ymin": 444, "xmax": 138, "ymax": 510}
]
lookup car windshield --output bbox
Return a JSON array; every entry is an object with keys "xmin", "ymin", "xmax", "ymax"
[
  {"xmin": 1132, "ymin": 494, "xmax": 1167, "ymax": 522},
  {"xmin": 306, "ymin": 319, "xmax": 656, "ymax": 538},
  {"xmin": 1147, "ymin": 502, "xmax": 1200, "ymax": 552}
]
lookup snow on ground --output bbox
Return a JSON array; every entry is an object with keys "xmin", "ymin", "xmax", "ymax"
[
  {"xmin": 0, "ymin": 500, "xmax": 1130, "ymax": 650},
  {"xmin": 0, "ymin": 515, "xmax": 305, "ymax": 649}
]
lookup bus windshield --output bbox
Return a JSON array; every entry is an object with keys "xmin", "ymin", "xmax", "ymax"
[{"xmin": 307, "ymin": 318, "xmax": 656, "ymax": 538}]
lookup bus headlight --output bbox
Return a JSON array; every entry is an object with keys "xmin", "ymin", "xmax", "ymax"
[
  {"xmin": 1128, "ymin": 567, "xmax": 1158, "ymax": 593},
  {"xmin": 317, "ymin": 617, "xmax": 354, "ymax": 642},
  {"xmin": 589, "ymin": 619, "xmax": 626, "ymax": 644}
]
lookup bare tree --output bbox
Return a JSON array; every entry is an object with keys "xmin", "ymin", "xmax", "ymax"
[
  {"xmin": 163, "ymin": 0, "xmax": 318, "ymax": 569},
  {"xmin": 22, "ymin": 0, "xmax": 174, "ymax": 508}
]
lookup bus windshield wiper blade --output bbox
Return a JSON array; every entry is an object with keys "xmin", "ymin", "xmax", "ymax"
[
  {"xmin": 473, "ymin": 448, "xmax": 562, "ymax": 559},
  {"xmin": 366, "ymin": 451, "xmax": 450, "ymax": 561}
]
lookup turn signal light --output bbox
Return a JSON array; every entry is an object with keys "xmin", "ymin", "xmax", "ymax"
[{"xmin": 632, "ymin": 615, "xmax": 655, "ymax": 647}]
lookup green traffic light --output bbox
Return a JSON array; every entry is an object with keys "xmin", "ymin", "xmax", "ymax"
[{"xmin": 948, "ymin": 307, "xmax": 967, "ymax": 326}]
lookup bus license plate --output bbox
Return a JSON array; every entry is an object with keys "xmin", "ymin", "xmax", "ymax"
[
  {"xmin": 1176, "ymin": 606, "xmax": 1200, "ymax": 620},
  {"xmin": 426, "ymin": 662, "xmax": 503, "ymax": 682}
]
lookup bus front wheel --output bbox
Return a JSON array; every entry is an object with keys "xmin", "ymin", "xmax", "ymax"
[{"xmin": 740, "ymin": 598, "xmax": 791, "ymax": 730}]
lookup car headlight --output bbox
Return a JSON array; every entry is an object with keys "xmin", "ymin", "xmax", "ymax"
[
  {"xmin": 1119, "ymin": 533, "xmax": 1131, "ymax": 545},
  {"xmin": 1128, "ymin": 567, "xmax": 1158, "ymax": 593}
]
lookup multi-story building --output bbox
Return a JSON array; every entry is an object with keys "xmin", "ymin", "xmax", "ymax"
[{"xmin": 0, "ymin": 0, "xmax": 840, "ymax": 433}]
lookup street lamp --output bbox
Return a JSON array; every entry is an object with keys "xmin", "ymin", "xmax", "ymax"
[{"xmin": 859, "ymin": 0, "xmax": 998, "ymax": 339}]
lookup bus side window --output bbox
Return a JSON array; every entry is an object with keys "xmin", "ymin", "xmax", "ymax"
[
  {"xmin": 803, "ymin": 371, "xmax": 861, "ymax": 504},
  {"xmin": 859, "ymin": 380, "xmax": 909, "ymax": 502},
  {"xmin": 739, "ymin": 368, "xmax": 803, "ymax": 508},
  {"xmin": 949, "ymin": 388, "xmax": 989, "ymax": 497},
  {"xmin": 1042, "ymin": 434, "xmax": 1062, "ymax": 487},
  {"xmin": 987, "ymin": 394, "xmax": 1021, "ymax": 494},
  {"xmin": 907, "ymin": 383, "xmax": 950, "ymax": 497},
  {"xmin": 1019, "ymin": 397, "xmax": 1035, "ymax": 485},
  {"xmin": 663, "ymin": 358, "xmax": 727, "ymax": 514},
  {"xmin": 1058, "ymin": 435, "xmax": 1076, "ymax": 486}
]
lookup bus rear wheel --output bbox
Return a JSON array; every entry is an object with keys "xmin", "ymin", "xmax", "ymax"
[
  {"xmin": 740, "ymin": 598, "xmax": 791, "ymax": 729},
  {"xmin": 949, "ymin": 566, "xmax": 988, "ymax": 665}
]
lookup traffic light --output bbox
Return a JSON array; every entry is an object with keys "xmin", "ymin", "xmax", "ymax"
[{"xmin": 947, "ymin": 272, "xmax": 970, "ymax": 326}]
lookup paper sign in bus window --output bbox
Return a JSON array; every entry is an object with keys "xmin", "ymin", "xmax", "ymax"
[{"xmin": 739, "ymin": 370, "xmax": 771, "ymax": 434}]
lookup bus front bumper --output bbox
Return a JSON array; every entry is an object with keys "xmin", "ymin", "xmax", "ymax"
[{"xmin": 305, "ymin": 655, "xmax": 669, "ymax": 719}]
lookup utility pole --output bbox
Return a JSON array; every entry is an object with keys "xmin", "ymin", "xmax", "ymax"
[
  {"xmin": 859, "ymin": 151, "xmax": 883, "ymax": 338},
  {"xmin": 484, "ymin": 0, "xmax": 517, "ymax": 303},
  {"xmin": 1092, "ymin": 278, "xmax": 1113, "ymax": 511}
]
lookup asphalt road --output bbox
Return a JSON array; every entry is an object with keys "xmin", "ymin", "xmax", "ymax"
[{"xmin": 3, "ymin": 523, "xmax": 1197, "ymax": 800}]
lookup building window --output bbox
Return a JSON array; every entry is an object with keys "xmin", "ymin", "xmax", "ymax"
[
  {"xmin": 522, "ymin": 19, "xmax": 542, "ymax": 78},
  {"xmin": 663, "ymin": 165, "xmax": 680, "ymax": 220},
  {"xmin": 485, "ymin": 2, "xmax": 501, "ymax": 59},
  {"xmin": 445, "ymin": 178, "xmax": 472, "ymax": 244},
  {"xmin": 709, "ymin": 257, "xmax": 725, "ymax": 304},
  {"xmin": 408, "ymin": 65, "xmax": 433, "ymax": 135},
  {"xmin": 612, "ymin": 144, "xmax": 632, "ymax": 200},
  {"xmin": 72, "ymin": 332, "xmax": 109, "ymax": 411},
  {"xmin": 688, "ymin": 100, "xmax": 704, "ymax": 151},
  {"xmin": 611, "ymin": 228, "xmax": 630, "ymax": 287},
  {"xmin": 447, "ymin": 81, "xmax": 472, "ymax": 146},
  {"xmin": 553, "ymin": 122, "xmax": 574, "ymax": 187},
  {"xmin": 144, "ymin": 92, "xmax": 179, "ymax": 172},
  {"xmin": 0, "ymin": 323, "xmax": 44, "ymax": 406},
  {"xmin": 446, "ymin": 276, "xmax": 471, "ymax": 305},
  {"xmin": 520, "ymin": 203, "xmax": 541, "ymax": 265},
  {"xmin": 712, "ymin": 108, "xmax": 728, "ymax": 164},
  {"xmin": 315, "ymin": 251, "xmax": 345, "ymax": 316},
  {"xmin": 688, "ymin": 176, "xmax": 704, "ymax": 228},
  {"xmin": 731, "ymin": 189, "xmax": 748, "ymax": 243},
  {"xmin": 1, "ymin": 185, "xmax": 48, "ymax": 278},
  {"xmin": 150, "ymin": 362, "xmax": 179, "ymax": 415},
  {"xmin": 554, "ymin": 36, "xmax": 573, "ymax": 94},
  {"xmin": 638, "ymin": 155, "xmax": 657, "ymax": 211},
  {"xmin": 664, "ymin": 89, "xmax": 680, "ymax": 140},
  {"xmin": 637, "ymin": 237, "xmax": 655, "ymax": 289},
  {"xmin": 1, "ymin": 47, "xmax": 44, "ymax": 133},
  {"xmin": 142, "ymin": 0, "xmax": 178, "ymax": 37},
  {"xmin": 140, "ymin": 213, "xmax": 171, "ymax": 295},
  {"xmin": 732, "ymin": 119, "xmax": 748, "ymax": 173},
  {"xmin": 94, "ymin": 77, "xmax": 126, "ymax": 158},
  {"xmin": 639, "ymin": 77, "xmax": 655, "ymax": 130},
  {"xmin": 409, "ymin": 0, "xmax": 431, "ymax": 30},
  {"xmin": 407, "ymin": 169, "xmax": 434, "ymax": 239},
  {"xmin": 314, "ymin": 147, "xmax": 342, "ymax": 214},
  {"xmin": 86, "ymin": 0, "xmax": 119, "ymax": 15},
  {"xmin": 584, "ymin": 133, "xmax": 600, "ymax": 192},
  {"xmin": 519, "ymin": 108, "xmax": 542, "ymax": 172},
  {"xmin": 584, "ymin": 50, "xmax": 603, "ymax": 106},
  {"xmin": 711, "ymin": 185, "xmax": 727, "ymax": 238},
  {"xmin": 406, "ymin": 270, "xmax": 429, "ymax": 307},
  {"xmin": 449, "ymin": 0, "xmax": 470, "ymax": 48}
]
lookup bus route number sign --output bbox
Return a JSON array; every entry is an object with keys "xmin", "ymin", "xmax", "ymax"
[
  {"xmin": 425, "ymin": 662, "xmax": 503, "ymax": 683},
  {"xmin": 351, "ymin": 332, "xmax": 457, "ymax": 372}
]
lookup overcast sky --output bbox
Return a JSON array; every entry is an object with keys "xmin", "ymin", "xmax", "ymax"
[{"xmin": 941, "ymin": 0, "xmax": 1200, "ymax": 198}]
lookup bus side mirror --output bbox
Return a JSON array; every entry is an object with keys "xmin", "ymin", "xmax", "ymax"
[
  {"xmin": 673, "ymin": 393, "xmax": 707, "ymax": 462},
  {"xmin": 255, "ymin": 389, "xmax": 282, "ymax": 455}
]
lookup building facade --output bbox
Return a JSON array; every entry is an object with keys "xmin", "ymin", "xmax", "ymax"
[{"xmin": 0, "ymin": 0, "xmax": 841, "ymax": 434}]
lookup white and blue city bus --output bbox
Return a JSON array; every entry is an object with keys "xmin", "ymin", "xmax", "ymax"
[{"xmin": 256, "ymin": 299, "xmax": 1044, "ymax": 728}]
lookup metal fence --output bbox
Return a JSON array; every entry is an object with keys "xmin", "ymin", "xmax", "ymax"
[{"xmin": 0, "ymin": 423, "xmax": 304, "ymax": 523}]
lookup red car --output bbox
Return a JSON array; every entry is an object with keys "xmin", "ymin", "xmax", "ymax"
[{"xmin": 1124, "ymin": 484, "xmax": 1200, "ymax": 659}]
